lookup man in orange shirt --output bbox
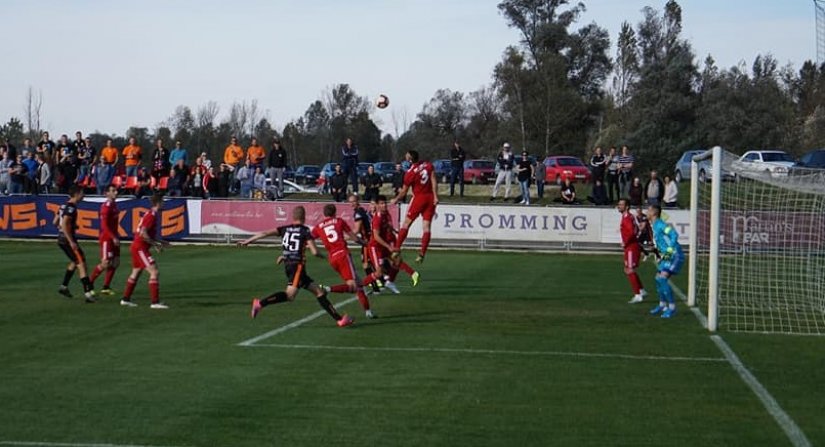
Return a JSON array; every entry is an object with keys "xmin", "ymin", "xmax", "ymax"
[
  {"xmin": 97, "ymin": 139, "xmax": 119, "ymax": 194},
  {"xmin": 246, "ymin": 137, "xmax": 266, "ymax": 170},
  {"xmin": 122, "ymin": 137, "xmax": 142, "ymax": 177},
  {"xmin": 223, "ymin": 137, "xmax": 244, "ymax": 194}
]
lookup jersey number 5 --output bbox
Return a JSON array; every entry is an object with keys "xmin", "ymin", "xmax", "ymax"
[{"xmin": 323, "ymin": 226, "xmax": 339, "ymax": 243}]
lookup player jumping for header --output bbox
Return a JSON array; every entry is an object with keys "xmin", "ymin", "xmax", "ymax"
[
  {"xmin": 391, "ymin": 150, "xmax": 439, "ymax": 264},
  {"xmin": 240, "ymin": 206, "xmax": 353, "ymax": 327},
  {"xmin": 647, "ymin": 204, "xmax": 684, "ymax": 318}
]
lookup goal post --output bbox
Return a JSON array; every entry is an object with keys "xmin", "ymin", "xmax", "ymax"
[{"xmin": 688, "ymin": 147, "xmax": 825, "ymax": 335}]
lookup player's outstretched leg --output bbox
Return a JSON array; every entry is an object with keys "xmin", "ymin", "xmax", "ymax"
[{"xmin": 251, "ymin": 291, "xmax": 291, "ymax": 319}]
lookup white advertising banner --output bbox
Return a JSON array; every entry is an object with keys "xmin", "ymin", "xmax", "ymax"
[
  {"xmin": 403, "ymin": 204, "xmax": 603, "ymax": 242},
  {"xmin": 403, "ymin": 204, "xmax": 693, "ymax": 246}
]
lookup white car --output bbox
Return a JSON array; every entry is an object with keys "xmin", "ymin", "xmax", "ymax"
[
  {"xmin": 732, "ymin": 150, "xmax": 796, "ymax": 178},
  {"xmin": 264, "ymin": 178, "xmax": 320, "ymax": 194}
]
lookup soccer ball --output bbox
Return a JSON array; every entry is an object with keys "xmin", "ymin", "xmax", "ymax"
[{"xmin": 376, "ymin": 94, "xmax": 390, "ymax": 109}]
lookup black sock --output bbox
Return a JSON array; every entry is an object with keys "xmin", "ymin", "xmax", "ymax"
[
  {"xmin": 365, "ymin": 266, "xmax": 380, "ymax": 291},
  {"xmin": 261, "ymin": 291, "xmax": 289, "ymax": 307},
  {"xmin": 80, "ymin": 276, "xmax": 92, "ymax": 293},
  {"xmin": 62, "ymin": 269, "xmax": 75, "ymax": 287},
  {"xmin": 316, "ymin": 294, "xmax": 342, "ymax": 321}
]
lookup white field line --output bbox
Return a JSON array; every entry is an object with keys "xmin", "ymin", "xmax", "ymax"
[
  {"xmin": 236, "ymin": 296, "xmax": 358, "ymax": 347},
  {"xmin": 248, "ymin": 343, "xmax": 726, "ymax": 363},
  {"xmin": 0, "ymin": 442, "xmax": 189, "ymax": 447},
  {"xmin": 670, "ymin": 280, "xmax": 708, "ymax": 329},
  {"xmin": 670, "ymin": 283, "xmax": 811, "ymax": 447}
]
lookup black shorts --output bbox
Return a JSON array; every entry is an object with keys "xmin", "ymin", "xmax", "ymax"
[
  {"xmin": 58, "ymin": 240, "xmax": 86, "ymax": 264},
  {"xmin": 284, "ymin": 262, "xmax": 313, "ymax": 289}
]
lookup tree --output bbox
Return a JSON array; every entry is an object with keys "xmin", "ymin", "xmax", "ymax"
[
  {"xmin": 0, "ymin": 117, "xmax": 25, "ymax": 144},
  {"xmin": 612, "ymin": 21, "xmax": 638, "ymax": 109},
  {"xmin": 23, "ymin": 86, "xmax": 43, "ymax": 140}
]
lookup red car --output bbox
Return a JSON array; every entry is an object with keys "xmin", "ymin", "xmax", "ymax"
[
  {"xmin": 543, "ymin": 156, "xmax": 591, "ymax": 184},
  {"xmin": 463, "ymin": 159, "xmax": 496, "ymax": 184}
]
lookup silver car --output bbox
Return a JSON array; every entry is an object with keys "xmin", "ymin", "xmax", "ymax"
[{"xmin": 674, "ymin": 149, "xmax": 736, "ymax": 183}]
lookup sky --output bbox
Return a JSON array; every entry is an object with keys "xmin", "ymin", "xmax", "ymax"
[{"xmin": 1, "ymin": 0, "xmax": 818, "ymax": 139}]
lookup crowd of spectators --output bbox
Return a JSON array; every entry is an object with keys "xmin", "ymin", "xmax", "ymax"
[{"xmin": 587, "ymin": 145, "xmax": 679, "ymax": 208}]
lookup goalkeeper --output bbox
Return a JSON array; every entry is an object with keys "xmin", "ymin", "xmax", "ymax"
[{"xmin": 647, "ymin": 204, "xmax": 684, "ymax": 319}]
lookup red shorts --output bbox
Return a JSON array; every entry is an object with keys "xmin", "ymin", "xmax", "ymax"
[
  {"xmin": 624, "ymin": 245, "xmax": 641, "ymax": 270},
  {"xmin": 406, "ymin": 195, "xmax": 436, "ymax": 222},
  {"xmin": 328, "ymin": 252, "xmax": 357, "ymax": 282},
  {"xmin": 100, "ymin": 238, "xmax": 120, "ymax": 261},
  {"xmin": 131, "ymin": 246, "xmax": 156, "ymax": 269},
  {"xmin": 367, "ymin": 244, "xmax": 388, "ymax": 269}
]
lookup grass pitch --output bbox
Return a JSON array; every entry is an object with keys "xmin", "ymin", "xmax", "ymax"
[{"xmin": 0, "ymin": 241, "xmax": 822, "ymax": 446}]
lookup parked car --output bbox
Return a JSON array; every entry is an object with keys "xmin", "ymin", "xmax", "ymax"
[
  {"xmin": 432, "ymin": 159, "xmax": 452, "ymax": 183},
  {"xmin": 462, "ymin": 159, "xmax": 495, "ymax": 184},
  {"xmin": 264, "ymin": 178, "xmax": 319, "ymax": 195},
  {"xmin": 731, "ymin": 150, "xmax": 795, "ymax": 178},
  {"xmin": 673, "ymin": 149, "xmax": 737, "ymax": 183},
  {"xmin": 543, "ymin": 156, "xmax": 591, "ymax": 184},
  {"xmin": 790, "ymin": 149, "xmax": 825, "ymax": 175},
  {"xmin": 294, "ymin": 165, "xmax": 321, "ymax": 185},
  {"xmin": 373, "ymin": 162, "xmax": 397, "ymax": 181}
]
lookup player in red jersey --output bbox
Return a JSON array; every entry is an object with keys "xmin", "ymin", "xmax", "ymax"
[
  {"xmin": 369, "ymin": 195, "xmax": 420, "ymax": 294},
  {"xmin": 391, "ymin": 150, "xmax": 439, "ymax": 263},
  {"xmin": 89, "ymin": 185, "xmax": 121, "ymax": 295},
  {"xmin": 348, "ymin": 194, "xmax": 382, "ymax": 294},
  {"xmin": 617, "ymin": 199, "xmax": 647, "ymax": 304},
  {"xmin": 120, "ymin": 193, "xmax": 170, "ymax": 309},
  {"xmin": 311, "ymin": 204, "xmax": 377, "ymax": 319}
]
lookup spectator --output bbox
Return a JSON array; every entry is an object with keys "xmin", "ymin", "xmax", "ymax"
[
  {"xmin": 330, "ymin": 163, "xmax": 348, "ymax": 202},
  {"xmin": 534, "ymin": 155, "xmax": 547, "ymax": 199},
  {"xmin": 200, "ymin": 151, "xmax": 212, "ymax": 170},
  {"xmin": 237, "ymin": 160, "xmax": 254, "ymax": 198},
  {"xmin": 151, "ymin": 138, "xmax": 170, "ymax": 181},
  {"xmin": 122, "ymin": 137, "xmax": 142, "ymax": 177},
  {"xmin": 618, "ymin": 145, "xmax": 635, "ymax": 198},
  {"xmin": 190, "ymin": 156, "xmax": 207, "ymax": 198},
  {"xmin": 253, "ymin": 166, "xmax": 266, "ymax": 197},
  {"xmin": 9, "ymin": 155, "xmax": 27, "ymax": 194},
  {"xmin": 0, "ymin": 151, "xmax": 12, "ymax": 194},
  {"xmin": 361, "ymin": 165, "xmax": 382, "ymax": 202},
  {"xmin": 247, "ymin": 137, "xmax": 266, "ymax": 170},
  {"xmin": 628, "ymin": 177, "xmax": 643, "ymax": 207},
  {"xmin": 391, "ymin": 162, "xmax": 405, "ymax": 203},
  {"xmin": 559, "ymin": 178, "xmax": 577, "ymax": 205},
  {"xmin": 170, "ymin": 159, "xmax": 190, "ymax": 197},
  {"xmin": 77, "ymin": 137, "xmax": 95, "ymax": 183},
  {"xmin": 491, "ymin": 142, "xmax": 514, "ymax": 201},
  {"xmin": 267, "ymin": 138, "xmax": 287, "ymax": 199},
  {"xmin": 97, "ymin": 139, "xmax": 118, "ymax": 195},
  {"xmin": 223, "ymin": 137, "xmax": 244, "ymax": 193},
  {"xmin": 588, "ymin": 179, "xmax": 609, "ymax": 205},
  {"xmin": 36, "ymin": 153, "xmax": 51, "ymax": 194},
  {"xmin": 204, "ymin": 166, "xmax": 219, "ymax": 198},
  {"xmin": 590, "ymin": 146, "xmax": 607, "ymax": 184},
  {"xmin": 663, "ymin": 175, "xmax": 679, "ymax": 208},
  {"xmin": 22, "ymin": 151, "xmax": 39, "ymax": 194},
  {"xmin": 20, "ymin": 138, "xmax": 35, "ymax": 158},
  {"xmin": 644, "ymin": 170, "xmax": 665, "ymax": 206},
  {"xmin": 71, "ymin": 131, "xmax": 85, "ymax": 153},
  {"xmin": 449, "ymin": 141, "xmax": 466, "ymax": 197},
  {"xmin": 1, "ymin": 138, "xmax": 17, "ymax": 160},
  {"xmin": 516, "ymin": 150, "xmax": 534, "ymax": 205},
  {"xmin": 135, "ymin": 167, "xmax": 152, "ymax": 198},
  {"xmin": 606, "ymin": 146, "xmax": 619, "ymax": 203},
  {"xmin": 56, "ymin": 135, "xmax": 77, "ymax": 193},
  {"xmin": 340, "ymin": 137, "xmax": 359, "ymax": 194},
  {"xmin": 218, "ymin": 163, "xmax": 233, "ymax": 197},
  {"xmin": 169, "ymin": 141, "xmax": 187, "ymax": 167},
  {"xmin": 37, "ymin": 131, "xmax": 57, "ymax": 164}
]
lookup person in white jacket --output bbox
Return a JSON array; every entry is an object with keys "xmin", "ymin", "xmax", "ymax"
[{"xmin": 663, "ymin": 175, "xmax": 679, "ymax": 208}]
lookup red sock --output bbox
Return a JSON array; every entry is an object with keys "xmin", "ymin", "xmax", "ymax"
[
  {"xmin": 123, "ymin": 277, "xmax": 137, "ymax": 299},
  {"xmin": 628, "ymin": 272, "xmax": 642, "ymax": 295},
  {"xmin": 361, "ymin": 273, "xmax": 378, "ymax": 286},
  {"xmin": 398, "ymin": 261, "xmax": 415, "ymax": 275},
  {"xmin": 388, "ymin": 266, "xmax": 399, "ymax": 282},
  {"xmin": 90, "ymin": 265, "xmax": 104, "ymax": 283},
  {"xmin": 149, "ymin": 279, "xmax": 159, "ymax": 304},
  {"xmin": 356, "ymin": 289, "xmax": 370, "ymax": 310},
  {"xmin": 330, "ymin": 284, "xmax": 352, "ymax": 294},
  {"xmin": 396, "ymin": 227, "xmax": 409, "ymax": 249},
  {"xmin": 104, "ymin": 268, "xmax": 116, "ymax": 288},
  {"xmin": 421, "ymin": 231, "xmax": 431, "ymax": 256}
]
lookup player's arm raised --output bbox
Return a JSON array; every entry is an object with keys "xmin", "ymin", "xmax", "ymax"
[{"xmin": 238, "ymin": 228, "xmax": 281, "ymax": 247}]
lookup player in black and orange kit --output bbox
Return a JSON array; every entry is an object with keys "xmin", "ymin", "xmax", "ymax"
[
  {"xmin": 240, "ymin": 206, "xmax": 353, "ymax": 327},
  {"xmin": 391, "ymin": 150, "xmax": 439, "ymax": 263},
  {"xmin": 89, "ymin": 184, "xmax": 121, "ymax": 295},
  {"xmin": 348, "ymin": 194, "xmax": 382, "ymax": 294},
  {"xmin": 55, "ymin": 185, "xmax": 96, "ymax": 302}
]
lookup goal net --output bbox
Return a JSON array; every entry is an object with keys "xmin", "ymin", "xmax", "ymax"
[{"xmin": 688, "ymin": 147, "xmax": 825, "ymax": 334}]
